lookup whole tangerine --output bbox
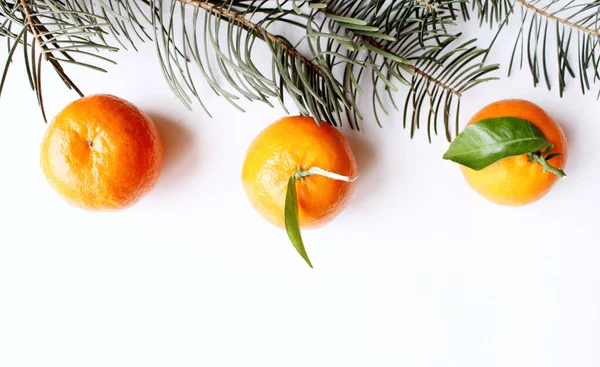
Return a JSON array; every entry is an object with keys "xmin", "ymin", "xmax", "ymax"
[
  {"xmin": 40, "ymin": 94, "xmax": 163, "ymax": 210},
  {"xmin": 461, "ymin": 99, "xmax": 567, "ymax": 206},
  {"xmin": 242, "ymin": 116, "xmax": 358, "ymax": 228}
]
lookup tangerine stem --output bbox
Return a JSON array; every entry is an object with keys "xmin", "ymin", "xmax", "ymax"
[
  {"xmin": 294, "ymin": 166, "xmax": 357, "ymax": 182},
  {"xmin": 530, "ymin": 152, "xmax": 567, "ymax": 179}
]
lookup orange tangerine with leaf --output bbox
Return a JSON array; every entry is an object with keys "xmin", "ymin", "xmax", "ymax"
[
  {"xmin": 242, "ymin": 116, "xmax": 358, "ymax": 267},
  {"xmin": 444, "ymin": 99, "xmax": 567, "ymax": 206}
]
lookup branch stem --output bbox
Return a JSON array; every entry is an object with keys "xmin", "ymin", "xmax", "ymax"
[
  {"xmin": 515, "ymin": 0, "xmax": 600, "ymax": 38},
  {"xmin": 19, "ymin": 0, "xmax": 49, "ymax": 61},
  {"xmin": 406, "ymin": 62, "xmax": 462, "ymax": 97}
]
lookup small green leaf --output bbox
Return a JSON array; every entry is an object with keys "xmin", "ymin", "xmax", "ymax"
[
  {"xmin": 284, "ymin": 175, "xmax": 313, "ymax": 268},
  {"xmin": 325, "ymin": 14, "xmax": 369, "ymax": 26},
  {"xmin": 292, "ymin": 0, "xmax": 301, "ymax": 14},
  {"xmin": 352, "ymin": 31, "xmax": 397, "ymax": 42},
  {"xmin": 364, "ymin": 43, "xmax": 409, "ymax": 65},
  {"xmin": 340, "ymin": 24, "xmax": 381, "ymax": 32},
  {"xmin": 443, "ymin": 117, "xmax": 553, "ymax": 170}
]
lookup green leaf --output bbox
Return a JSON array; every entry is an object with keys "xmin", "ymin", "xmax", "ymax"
[
  {"xmin": 352, "ymin": 31, "xmax": 397, "ymax": 42},
  {"xmin": 340, "ymin": 24, "xmax": 381, "ymax": 32},
  {"xmin": 284, "ymin": 175, "xmax": 313, "ymax": 268},
  {"xmin": 363, "ymin": 43, "xmax": 409, "ymax": 65},
  {"xmin": 443, "ymin": 117, "xmax": 553, "ymax": 170},
  {"xmin": 325, "ymin": 14, "xmax": 369, "ymax": 26}
]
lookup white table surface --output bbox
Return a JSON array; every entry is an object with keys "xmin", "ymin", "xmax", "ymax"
[{"xmin": 1, "ymin": 13, "xmax": 599, "ymax": 367}]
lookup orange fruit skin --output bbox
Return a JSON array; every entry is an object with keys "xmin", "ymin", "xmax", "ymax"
[
  {"xmin": 40, "ymin": 94, "xmax": 163, "ymax": 210},
  {"xmin": 242, "ymin": 116, "xmax": 358, "ymax": 228},
  {"xmin": 460, "ymin": 99, "xmax": 568, "ymax": 206}
]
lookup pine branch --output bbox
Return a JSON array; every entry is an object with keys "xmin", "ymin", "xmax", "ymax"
[
  {"xmin": 322, "ymin": 0, "xmax": 499, "ymax": 140},
  {"xmin": 471, "ymin": 0, "xmax": 514, "ymax": 26},
  {"xmin": 476, "ymin": 0, "xmax": 600, "ymax": 97},
  {"xmin": 357, "ymin": 35, "xmax": 463, "ymax": 97},
  {"xmin": 0, "ymin": 0, "xmax": 138, "ymax": 121},
  {"xmin": 152, "ymin": 0, "xmax": 354, "ymax": 126},
  {"xmin": 515, "ymin": 0, "xmax": 600, "ymax": 38},
  {"xmin": 178, "ymin": 0, "xmax": 324, "ymax": 75},
  {"xmin": 0, "ymin": 0, "xmax": 500, "ymax": 141},
  {"xmin": 18, "ymin": 0, "xmax": 40, "ymax": 56}
]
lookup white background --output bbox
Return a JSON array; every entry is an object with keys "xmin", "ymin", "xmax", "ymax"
[{"xmin": 1, "ymin": 9, "xmax": 599, "ymax": 367}]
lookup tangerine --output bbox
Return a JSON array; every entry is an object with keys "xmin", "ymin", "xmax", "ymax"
[
  {"xmin": 461, "ymin": 99, "xmax": 567, "ymax": 206},
  {"xmin": 40, "ymin": 94, "xmax": 163, "ymax": 210},
  {"xmin": 242, "ymin": 116, "xmax": 358, "ymax": 228}
]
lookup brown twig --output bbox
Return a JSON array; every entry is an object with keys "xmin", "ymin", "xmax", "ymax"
[
  {"xmin": 18, "ymin": 0, "xmax": 84, "ymax": 106},
  {"xmin": 515, "ymin": 0, "xmax": 600, "ymax": 38},
  {"xmin": 19, "ymin": 0, "xmax": 49, "ymax": 60},
  {"xmin": 406, "ymin": 63, "xmax": 461, "ymax": 97},
  {"xmin": 18, "ymin": 0, "xmax": 79, "ymax": 62}
]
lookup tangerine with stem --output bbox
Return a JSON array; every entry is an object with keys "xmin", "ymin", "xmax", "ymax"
[
  {"xmin": 460, "ymin": 99, "xmax": 568, "ymax": 206},
  {"xmin": 242, "ymin": 116, "xmax": 358, "ymax": 228}
]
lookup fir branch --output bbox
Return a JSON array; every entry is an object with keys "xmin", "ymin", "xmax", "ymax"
[
  {"xmin": 471, "ymin": 0, "xmax": 514, "ymax": 26},
  {"xmin": 0, "ymin": 0, "xmax": 500, "ymax": 141},
  {"xmin": 18, "ymin": 0, "xmax": 41, "ymax": 57},
  {"xmin": 179, "ymin": 0, "xmax": 325, "ymax": 75},
  {"xmin": 152, "ymin": 0, "xmax": 353, "ymax": 126},
  {"xmin": 515, "ymin": 0, "xmax": 600, "ymax": 38},
  {"xmin": 358, "ymin": 35, "xmax": 463, "ymax": 97},
  {"xmin": 476, "ymin": 0, "xmax": 600, "ymax": 97},
  {"xmin": 0, "ymin": 0, "xmax": 140, "ymax": 120},
  {"xmin": 322, "ymin": 0, "xmax": 499, "ymax": 140}
]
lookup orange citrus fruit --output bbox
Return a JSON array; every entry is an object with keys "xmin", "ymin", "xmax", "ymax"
[
  {"xmin": 242, "ymin": 116, "xmax": 358, "ymax": 228},
  {"xmin": 40, "ymin": 94, "xmax": 163, "ymax": 210},
  {"xmin": 461, "ymin": 99, "xmax": 568, "ymax": 206}
]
